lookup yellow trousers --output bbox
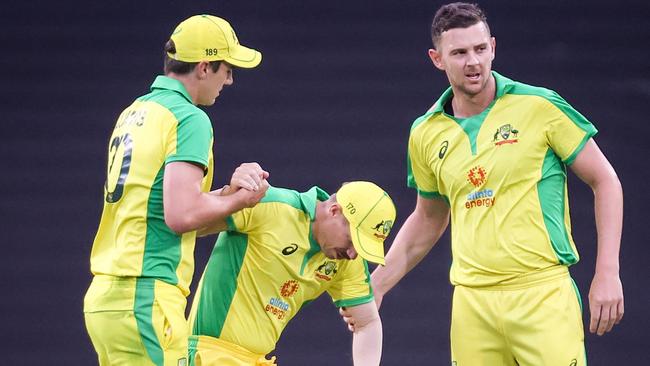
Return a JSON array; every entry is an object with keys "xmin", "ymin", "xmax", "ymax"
[
  {"xmin": 451, "ymin": 270, "xmax": 585, "ymax": 366},
  {"xmin": 84, "ymin": 275, "xmax": 189, "ymax": 366},
  {"xmin": 189, "ymin": 335, "xmax": 277, "ymax": 366}
]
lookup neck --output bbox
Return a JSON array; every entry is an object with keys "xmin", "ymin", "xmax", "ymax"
[
  {"xmin": 311, "ymin": 201, "xmax": 326, "ymax": 249},
  {"xmin": 450, "ymin": 73, "xmax": 496, "ymax": 118},
  {"xmin": 166, "ymin": 73, "xmax": 199, "ymax": 105}
]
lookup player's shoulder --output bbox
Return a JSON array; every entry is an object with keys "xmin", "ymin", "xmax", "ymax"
[
  {"xmin": 408, "ymin": 108, "xmax": 449, "ymax": 147},
  {"xmin": 409, "ymin": 107, "xmax": 447, "ymax": 133},
  {"xmin": 257, "ymin": 186, "xmax": 310, "ymax": 217},
  {"xmin": 503, "ymin": 77, "xmax": 565, "ymax": 107},
  {"xmin": 261, "ymin": 186, "xmax": 302, "ymax": 206},
  {"xmin": 174, "ymin": 101, "xmax": 210, "ymax": 124},
  {"xmin": 410, "ymin": 87, "xmax": 454, "ymax": 134},
  {"xmin": 259, "ymin": 186, "xmax": 327, "ymax": 220},
  {"xmin": 140, "ymin": 89, "xmax": 210, "ymax": 125}
]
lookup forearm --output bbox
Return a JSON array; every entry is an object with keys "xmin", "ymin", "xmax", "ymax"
[
  {"xmin": 352, "ymin": 317, "xmax": 382, "ymax": 366},
  {"xmin": 197, "ymin": 185, "xmax": 241, "ymax": 234},
  {"xmin": 168, "ymin": 190, "xmax": 245, "ymax": 234},
  {"xmin": 569, "ymin": 138, "xmax": 624, "ymax": 335},
  {"xmin": 592, "ymin": 174, "xmax": 623, "ymax": 274},
  {"xmin": 372, "ymin": 207, "xmax": 447, "ymax": 296}
]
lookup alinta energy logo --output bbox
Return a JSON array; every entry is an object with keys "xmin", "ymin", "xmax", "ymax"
[
  {"xmin": 465, "ymin": 165, "xmax": 496, "ymax": 209},
  {"xmin": 492, "ymin": 123, "xmax": 519, "ymax": 146},
  {"xmin": 265, "ymin": 280, "xmax": 301, "ymax": 321},
  {"xmin": 265, "ymin": 296, "xmax": 289, "ymax": 321}
]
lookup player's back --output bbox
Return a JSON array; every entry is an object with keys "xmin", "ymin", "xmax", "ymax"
[{"xmin": 90, "ymin": 76, "xmax": 214, "ymax": 295}]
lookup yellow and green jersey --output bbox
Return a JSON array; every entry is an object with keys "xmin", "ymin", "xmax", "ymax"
[
  {"xmin": 407, "ymin": 71, "xmax": 597, "ymax": 288},
  {"xmin": 90, "ymin": 76, "xmax": 214, "ymax": 296},
  {"xmin": 188, "ymin": 186, "xmax": 373, "ymax": 355}
]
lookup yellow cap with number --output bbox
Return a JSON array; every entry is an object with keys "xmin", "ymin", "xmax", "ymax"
[
  {"xmin": 336, "ymin": 182, "xmax": 397, "ymax": 265},
  {"xmin": 167, "ymin": 15, "xmax": 261, "ymax": 68}
]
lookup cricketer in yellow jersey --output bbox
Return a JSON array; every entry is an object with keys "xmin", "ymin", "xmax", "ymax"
[
  {"xmin": 84, "ymin": 15, "xmax": 270, "ymax": 366},
  {"xmin": 188, "ymin": 181, "xmax": 397, "ymax": 366},
  {"xmin": 342, "ymin": 3, "xmax": 624, "ymax": 366}
]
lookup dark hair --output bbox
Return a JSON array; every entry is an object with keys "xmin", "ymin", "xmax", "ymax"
[
  {"xmin": 431, "ymin": 2, "xmax": 489, "ymax": 49},
  {"xmin": 163, "ymin": 40, "xmax": 221, "ymax": 75}
]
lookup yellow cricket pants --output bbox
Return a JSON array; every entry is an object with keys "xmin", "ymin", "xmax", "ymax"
[
  {"xmin": 451, "ymin": 267, "xmax": 586, "ymax": 366},
  {"xmin": 188, "ymin": 335, "xmax": 277, "ymax": 366},
  {"xmin": 84, "ymin": 275, "xmax": 189, "ymax": 366}
]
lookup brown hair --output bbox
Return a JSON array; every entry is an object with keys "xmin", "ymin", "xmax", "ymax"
[
  {"xmin": 431, "ymin": 2, "xmax": 490, "ymax": 49},
  {"xmin": 163, "ymin": 40, "xmax": 221, "ymax": 75}
]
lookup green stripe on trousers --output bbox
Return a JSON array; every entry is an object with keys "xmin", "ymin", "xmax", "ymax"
[{"xmin": 135, "ymin": 278, "xmax": 164, "ymax": 366}]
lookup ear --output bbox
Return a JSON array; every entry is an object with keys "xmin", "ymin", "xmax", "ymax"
[
  {"xmin": 195, "ymin": 61, "xmax": 211, "ymax": 80},
  {"xmin": 490, "ymin": 37, "xmax": 496, "ymax": 61},
  {"xmin": 428, "ymin": 48, "xmax": 445, "ymax": 71},
  {"xmin": 329, "ymin": 202, "xmax": 343, "ymax": 217}
]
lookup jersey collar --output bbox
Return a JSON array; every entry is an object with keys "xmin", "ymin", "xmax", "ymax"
[
  {"xmin": 150, "ymin": 76, "xmax": 194, "ymax": 104},
  {"xmin": 299, "ymin": 186, "xmax": 330, "ymax": 272},
  {"xmin": 430, "ymin": 71, "xmax": 516, "ymax": 114},
  {"xmin": 299, "ymin": 186, "xmax": 330, "ymax": 221}
]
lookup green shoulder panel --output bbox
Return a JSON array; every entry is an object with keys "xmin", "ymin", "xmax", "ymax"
[
  {"xmin": 260, "ymin": 186, "xmax": 304, "ymax": 211},
  {"xmin": 261, "ymin": 186, "xmax": 330, "ymax": 220},
  {"xmin": 138, "ymin": 78, "xmax": 213, "ymax": 168},
  {"xmin": 165, "ymin": 104, "xmax": 212, "ymax": 168},
  {"xmin": 508, "ymin": 81, "xmax": 598, "ymax": 136},
  {"xmin": 507, "ymin": 80, "xmax": 598, "ymax": 165}
]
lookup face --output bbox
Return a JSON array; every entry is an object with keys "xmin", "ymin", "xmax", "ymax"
[
  {"xmin": 197, "ymin": 62, "xmax": 234, "ymax": 106},
  {"xmin": 318, "ymin": 204, "xmax": 358, "ymax": 261},
  {"xmin": 429, "ymin": 22, "xmax": 495, "ymax": 98}
]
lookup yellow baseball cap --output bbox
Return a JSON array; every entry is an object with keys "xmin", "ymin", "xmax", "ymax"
[
  {"xmin": 336, "ymin": 182, "xmax": 397, "ymax": 265},
  {"xmin": 167, "ymin": 15, "xmax": 261, "ymax": 68}
]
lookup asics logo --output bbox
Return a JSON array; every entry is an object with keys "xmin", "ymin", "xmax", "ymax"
[
  {"xmin": 282, "ymin": 243, "xmax": 299, "ymax": 255},
  {"xmin": 439, "ymin": 140, "xmax": 449, "ymax": 159}
]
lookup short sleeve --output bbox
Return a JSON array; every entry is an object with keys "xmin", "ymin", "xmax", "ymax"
[
  {"xmin": 543, "ymin": 91, "xmax": 598, "ymax": 165},
  {"xmin": 327, "ymin": 258, "xmax": 374, "ymax": 308},
  {"xmin": 227, "ymin": 205, "xmax": 262, "ymax": 234},
  {"xmin": 165, "ymin": 111, "xmax": 213, "ymax": 169},
  {"xmin": 407, "ymin": 125, "xmax": 440, "ymax": 199}
]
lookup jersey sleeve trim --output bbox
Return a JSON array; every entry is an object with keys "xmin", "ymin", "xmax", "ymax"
[
  {"xmin": 416, "ymin": 189, "xmax": 450, "ymax": 204},
  {"xmin": 564, "ymin": 131, "xmax": 596, "ymax": 165},
  {"xmin": 225, "ymin": 215, "xmax": 237, "ymax": 232},
  {"xmin": 165, "ymin": 155, "xmax": 209, "ymax": 168},
  {"xmin": 417, "ymin": 189, "xmax": 441, "ymax": 199},
  {"xmin": 333, "ymin": 293, "xmax": 374, "ymax": 308}
]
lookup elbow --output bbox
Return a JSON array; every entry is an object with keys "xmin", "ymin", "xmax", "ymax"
[
  {"xmin": 592, "ymin": 170, "xmax": 623, "ymax": 195},
  {"xmin": 353, "ymin": 314, "xmax": 382, "ymax": 334},
  {"xmin": 165, "ymin": 213, "xmax": 195, "ymax": 234}
]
